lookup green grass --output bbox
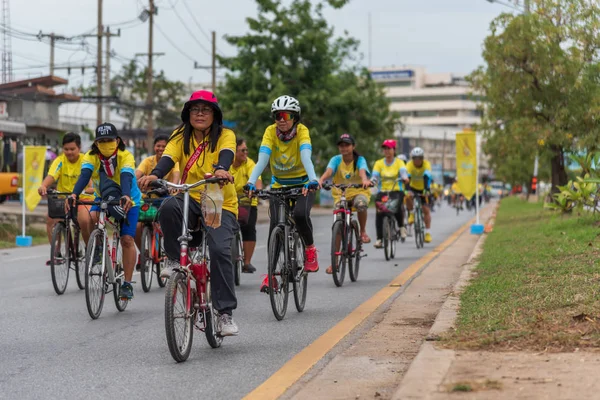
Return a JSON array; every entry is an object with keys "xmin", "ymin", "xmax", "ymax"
[
  {"xmin": 444, "ymin": 197, "xmax": 600, "ymax": 351},
  {"xmin": 0, "ymin": 224, "xmax": 47, "ymax": 249}
]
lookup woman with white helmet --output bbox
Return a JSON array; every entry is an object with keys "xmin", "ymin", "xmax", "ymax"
[
  {"xmin": 245, "ymin": 95, "xmax": 321, "ymax": 292},
  {"xmin": 405, "ymin": 147, "xmax": 433, "ymax": 243}
]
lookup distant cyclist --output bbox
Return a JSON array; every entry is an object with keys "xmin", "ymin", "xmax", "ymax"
[{"xmin": 405, "ymin": 147, "xmax": 433, "ymax": 243}]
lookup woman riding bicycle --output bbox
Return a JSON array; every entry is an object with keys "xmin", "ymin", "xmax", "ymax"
[
  {"xmin": 134, "ymin": 135, "xmax": 180, "ymax": 269},
  {"xmin": 244, "ymin": 95, "xmax": 321, "ymax": 291},
  {"xmin": 138, "ymin": 90, "xmax": 239, "ymax": 337},
  {"xmin": 69, "ymin": 123, "xmax": 142, "ymax": 300},
  {"xmin": 318, "ymin": 133, "xmax": 372, "ymax": 274},
  {"xmin": 372, "ymin": 139, "xmax": 408, "ymax": 249},
  {"xmin": 38, "ymin": 132, "xmax": 94, "ymax": 265},
  {"xmin": 231, "ymin": 138, "xmax": 262, "ymax": 274},
  {"xmin": 405, "ymin": 147, "xmax": 433, "ymax": 243}
]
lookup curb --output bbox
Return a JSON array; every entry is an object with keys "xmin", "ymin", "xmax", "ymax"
[{"xmin": 392, "ymin": 203, "xmax": 500, "ymax": 400}]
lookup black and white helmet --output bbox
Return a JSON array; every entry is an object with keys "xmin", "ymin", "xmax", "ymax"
[
  {"xmin": 410, "ymin": 147, "xmax": 424, "ymax": 158},
  {"xmin": 271, "ymin": 95, "xmax": 301, "ymax": 115}
]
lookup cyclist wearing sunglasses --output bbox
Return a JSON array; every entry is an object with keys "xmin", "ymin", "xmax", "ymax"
[
  {"xmin": 405, "ymin": 147, "xmax": 433, "ymax": 243},
  {"xmin": 245, "ymin": 95, "xmax": 321, "ymax": 290}
]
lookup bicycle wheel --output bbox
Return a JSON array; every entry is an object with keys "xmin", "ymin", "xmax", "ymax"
[
  {"xmin": 330, "ymin": 220, "xmax": 346, "ymax": 287},
  {"xmin": 113, "ymin": 244, "xmax": 129, "ymax": 312},
  {"xmin": 348, "ymin": 220, "xmax": 361, "ymax": 282},
  {"xmin": 164, "ymin": 271, "xmax": 194, "ymax": 362},
  {"xmin": 382, "ymin": 215, "xmax": 391, "ymax": 261},
  {"xmin": 389, "ymin": 217, "xmax": 397, "ymax": 260},
  {"xmin": 205, "ymin": 281, "xmax": 223, "ymax": 348},
  {"xmin": 293, "ymin": 233, "xmax": 307, "ymax": 312},
  {"xmin": 73, "ymin": 227, "xmax": 86, "ymax": 290},
  {"xmin": 85, "ymin": 229, "xmax": 107, "ymax": 319},
  {"xmin": 268, "ymin": 226, "xmax": 289, "ymax": 321},
  {"xmin": 415, "ymin": 209, "xmax": 424, "ymax": 249},
  {"xmin": 50, "ymin": 222, "xmax": 70, "ymax": 295},
  {"xmin": 140, "ymin": 225, "xmax": 154, "ymax": 292},
  {"xmin": 418, "ymin": 210, "xmax": 425, "ymax": 248},
  {"xmin": 156, "ymin": 234, "xmax": 167, "ymax": 288},
  {"xmin": 231, "ymin": 232, "xmax": 242, "ymax": 287}
]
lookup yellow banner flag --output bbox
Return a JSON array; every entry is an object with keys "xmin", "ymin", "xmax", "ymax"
[
  {"xmin": 456, "ymin": 130, "xmax": 477, "ymax": 200},
  {"xmin": 24, "ymin": 146, "xmax": 47, "ymax": 211}
]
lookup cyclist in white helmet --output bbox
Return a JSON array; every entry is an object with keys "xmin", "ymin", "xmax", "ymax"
[
  {"xmin": 405, "ymin": 147, "xmax": 434, "ymax": 243},
  {"xmin": 245, "ymin": 95, "xmax": 321, "ymax": 292}
]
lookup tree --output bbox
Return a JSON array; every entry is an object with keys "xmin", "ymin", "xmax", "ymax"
[
  {"xmin": 470, "ymin": 0, "xmax": 600, "ymax": 194},
  {"xmin": 217, "ymin": 0, "xmax": 397, "ymax": 174}
]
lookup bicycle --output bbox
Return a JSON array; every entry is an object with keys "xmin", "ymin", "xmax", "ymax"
[
  {"xmin": 411, "ymin": 192, "xmax": 427, "ymax": 249},
  {"xmin": 78, "ymin": 197, "xmax": 130, "ymax": 320},
  {"xmin": 47, "ymin": 190, "xmax": 86, "ymax": 295},
  {"xmin": 322, "ymin": 183, "xmax": 365, "ymax": 287},
  {"xmin": 139, "ymin": 190, "xmax": 169, "ymax": 293},
  {"xmin": 231, "ymin": 223, "xmax": 244, "ymax": 286},
  {"xmin": 376, "ymin": 191, "xmax": 402, "ymax": 261},
  {"xmin": 151, "ymin": 176, "xmax": 229, "ymax": 363},
  {"xmin": 256, "ymin": 187, "xmax": 308, "ymax": 321},
  {"xmin": 453, "ymin": 194, "xmax": 464, "ymax": 216}
]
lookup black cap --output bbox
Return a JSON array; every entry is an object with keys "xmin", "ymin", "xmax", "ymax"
[
  {"xmin": 337, "ymin": 133, "xmax": 355, "ymax": 145},
  {"xmin": 95, "ymin": 122, "xmax": 118, "ymax": 140}
]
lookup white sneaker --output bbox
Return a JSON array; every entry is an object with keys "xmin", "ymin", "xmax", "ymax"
[
  {"xmin": 218, "ymin": 313, "xmax": 239, "ymax": 336},
  {"xmin": 160, "ymin": 259, "xmax": 179, "ymax": 279},
  {"xmin": 400, "ymin": 227, "xmax": 407, "ymax": 239},
  {"xmin": 374, "ymin": 239, "xmax": 383, "ymax": 249}
]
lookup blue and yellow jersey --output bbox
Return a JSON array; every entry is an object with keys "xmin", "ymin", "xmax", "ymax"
[
  {"xmin": 406, "ymin": 160, "xmax": 432, "ymax": 191},
  {"xmin": 326, "ymin": 154, "xmax": 371, "ymax": 203},
  {"xmin": 48, "ymin": 153, "xmax": 94, "ymax": 201},
  {"xmin": 372, "ymin": 157, "xmax": 406, "ymax": 192}
]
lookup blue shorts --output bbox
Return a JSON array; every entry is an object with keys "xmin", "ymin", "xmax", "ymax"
[{"xmin": 90, "ymin": 205, "xmax": 140, "ymax": 238}]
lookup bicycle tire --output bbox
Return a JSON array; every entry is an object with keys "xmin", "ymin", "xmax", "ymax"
[
  {"xmin": 415, "ymin": 208, "xmax": 424, "ymax": 249},
  {"xmin": 205, "ymin": 281, "xmax": 223, "ymax": 348},
  {"xmin": 73, "ymin": 227, "xmax": 85, "ymax": 290},
  {"xmin": 268, "ymin": 226, "xmax": 289, "ymax": 321},
  {"xmin": 113, "ymin": 244, "xmax": 128, "ymax": 312},
  {"xmin": 85, "ymin": 229, "xmax": 107, "ymax": 319},
  {"xmin": 330, "ymin": 220, "xmax": 346, "ymax": 287},
  {"xmin": 232, "ymin": 232, "xmax": 242, "ymax": 287},
  {"xmin": 293, "ymin": 233, "xmax": 307, "ymax": 312},
  {"xmin": 164, "ymin": 271, "xmax": 194, "ymax": 362},
  {"xmin": 156, "ymin": 234, "xmax": 167, "ymax": 288},
  {"xmin": 50, "ymin": 222, "xmax": 70, "ymax": 295},
  {"xmin": 140, "ymin": 225, "xmax": 154, "ymax": 292},
  {"xmin": 389, "ymin": 217, "xmax": 397, "ymax": 260},
  {"xmin": 419, "ymin": 210, "xmax": 425, "ymax": 248},
  {"xmin": 348, "ymin": 220, "xmax": 361, "ymax": 282},
  {"xmin": 382, "ymin": 215, "xmax": 391, "ymax": 261}
]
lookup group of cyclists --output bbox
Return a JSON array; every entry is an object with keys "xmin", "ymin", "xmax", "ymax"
[{"xmin": 38, "ymin": 90, "xmax": 440, "ymax": 337}]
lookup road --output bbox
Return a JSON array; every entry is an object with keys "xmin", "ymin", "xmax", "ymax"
[{"xmin": 0, "ymin": 203, "xmax": 475, "ymax": 400}]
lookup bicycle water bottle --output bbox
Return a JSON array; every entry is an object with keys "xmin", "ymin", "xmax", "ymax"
[{"xmin": 203, "ymin": 175, "xmax": 224, "ymax": 228}]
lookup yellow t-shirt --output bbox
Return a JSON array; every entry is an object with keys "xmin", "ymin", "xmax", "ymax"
[
  {"xmin": 259, "ymin": 123, "xmax": 311, "ymax": 188},
  {"xmin": 137, "ymin": 155, "xmax": 180, "ymax": 182},
  {"xmin": 163, "ymin": 128, "xmax": 238, "ymax": 216},
  {"xmin": 372, "ymin": 158, "xmax": 406, "ymax": 192},
  {"xmin": 48, "ymin": 154, "xmax": 94, "ymax": 201},
  {"xmin": 82, "ymin": 149, "xmax": 143, "ymax": 206},
  {"xmin": 406, "ymin": 160, "xmax": 432, "ymax": 191},
  {"xmin": 326, "ymin": 154, "xmax": 371, "ymax": 204},
  {"xmin": 451, "ymin": 183, "xmax": 461, "ymax": 194},
  {"xmin": 231, "ymin": 158, "xmax": 260, "ymax": 207}
]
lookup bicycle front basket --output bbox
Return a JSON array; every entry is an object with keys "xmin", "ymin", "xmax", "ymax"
[
  {"xmin": 385, "ymin": 198, "xmax": 400, "ymax": 214},
  {"xmin": 47, "ymin": 194, "xmax": 68, "ymax": 219}
]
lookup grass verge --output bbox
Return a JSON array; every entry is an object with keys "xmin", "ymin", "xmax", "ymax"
[
  {"xmin": 0, "ymin": 223, "xmax": 47, "ymax": 249},
  {"xmin": 444, "ymin": 197, "xmax": 600, "ymax": 351}
]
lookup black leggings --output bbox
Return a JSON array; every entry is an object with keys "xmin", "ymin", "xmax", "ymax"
[
  {"xmin": 240, "ymin": 206, "xmax": 258, "ymax": 242},
  {"xmin": 269, "ymin": 191, "xmax": 315, "ymax": 246},
  {"xmin": 375, "ymin": 191, "xmax": 404, "ymax": 240}
]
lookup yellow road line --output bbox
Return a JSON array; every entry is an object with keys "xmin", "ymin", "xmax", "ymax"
[{"xmin": 244, "ymin": 216, "xmax": 476, "ymax": 400}]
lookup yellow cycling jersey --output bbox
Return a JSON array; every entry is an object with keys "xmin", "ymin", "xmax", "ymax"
[
  {"xmin": 372, "ymin": 158, "xmax": 406, "ymax": 192},
  {"xmin": 48, "ymin": 154, "xmax": 94, "ymax": 201},
  {"xmin": 406, "ymin": 160, "xmax": 432, "ymax": 191},
  {"xmin": 326, "ymin": 154, "xmax": 371, "ymax": 204},
  {"xmin": 137, "ymin": 155, "xmax": 180, "ymax": 182},
  {"xmin": 231, "ymin": 158, "xmax": 260, "ymax": 207},
  {"xmin": 451, "ymin": 183, "xmax": 461, "ymax": 194}
]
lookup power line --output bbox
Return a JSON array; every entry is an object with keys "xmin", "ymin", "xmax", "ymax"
[
  {"xmin": 168, "ymin": 0, "xmax": 211, "ymax": 56},
  {"xmin": 180, "ymin": 0, "xmax": 211, "ymax": 43},
  {"xmin": 154, "ymin": 22, "xmax": 196, "ymax": 63}
]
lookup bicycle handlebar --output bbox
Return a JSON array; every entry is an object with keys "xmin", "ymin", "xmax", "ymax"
[
  {"xmin": 322, "ymin": 183, "xmax": 365, "ymax": 191},
  {"xmin": 149, "ymin": 176, "xmax": 227, "ymax": 192},
  {"xmin": 255, "ymin": 187, "xmax": 304, "ymax": 200}
]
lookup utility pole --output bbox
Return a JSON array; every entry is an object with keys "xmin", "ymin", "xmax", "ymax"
[
  {"xmin": 96, "ymin": 0, "xmax": 103, "ymax": 127},
  {"xmin": 194, "ymin": 31, "xmax": 220, "ymax": 93},
  {"xmin": 37, "ymin": 32, "xmax": 68, "ymax": 75},
  {"xmin": 146, "ymin": 0, "xmax": 155, "ymax": 152},
  {"xmin": 104, "ymin": 27, "xmax": 121, "ymax": 122},
  {"xmin": 441, "ymin": 131, "xmax": 447, "ymax": 183}
]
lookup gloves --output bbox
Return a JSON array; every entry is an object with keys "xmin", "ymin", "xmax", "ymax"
[
  {"xmin": 305, "ymin": 180, "xmax": 320, "ymax": 191},
  {"xmin": 243, "ymin": 183, "xmax": 256, "ymax": 192}
]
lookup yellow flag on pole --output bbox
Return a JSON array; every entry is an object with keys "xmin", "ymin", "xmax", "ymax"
[
  {"xmin": 456, "ymin": 130, "xmax": 477, "ymax": 200},
  {"xmin": 24, "ymin": 146, "xmax": 47, "ymax": 211}
]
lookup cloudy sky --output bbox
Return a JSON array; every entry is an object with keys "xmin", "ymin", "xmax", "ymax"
[{"xmin": 8, "ymin": 0, "xmax": 518, "ymax": 122}]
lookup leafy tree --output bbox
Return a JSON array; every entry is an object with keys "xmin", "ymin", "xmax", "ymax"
[
  {"xmin": 470, "ymin": 0, "xmax": 600, "ymax": 194},
  {"xmin": 217, "ymin": 0, "xmax": 398, "ymax": 175}
]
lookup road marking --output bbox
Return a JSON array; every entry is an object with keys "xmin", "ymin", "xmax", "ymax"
[
  {"xmin": 5, "ymin": 255, "xmax": 46, "ymax": 262},
  {"xmin": 243, "ymin": 215, "xmax": 476, "ymax": 400}
]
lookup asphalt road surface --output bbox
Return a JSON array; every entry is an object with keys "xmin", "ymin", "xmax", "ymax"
[{"xmin": 0, "ymin": 202, "xmax": 475, "ymax": 400}]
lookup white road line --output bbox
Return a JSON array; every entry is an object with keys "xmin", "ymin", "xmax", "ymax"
[{"xmin": 5, "ymin": 255, "xmax": 46, "ymax": 262}]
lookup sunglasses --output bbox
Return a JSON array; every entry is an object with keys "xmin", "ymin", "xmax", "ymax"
[
  {"xmin": 190, "ymin": 106, "xmax": 213, "ymax": 116},
  {"xmin": 273, "ymin": 111, "xmax": 295, "ymax": 122},
  {"xmin": 238, "ymin": 148, "xmax": 249, "ymax": 153}
]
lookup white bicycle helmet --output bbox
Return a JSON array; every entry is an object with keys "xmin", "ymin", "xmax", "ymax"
[
  {"xmin": 271, "ymin": 95, "xmax": 301, "ymax": 115},
  {"xmin": 410, "ymin": 147, "xmax": 424, "ymax": 158}
]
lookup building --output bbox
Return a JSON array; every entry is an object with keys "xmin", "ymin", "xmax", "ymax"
[{"xmin": 369, "ymin": 66, "xmax": 490, "ymax": 181}]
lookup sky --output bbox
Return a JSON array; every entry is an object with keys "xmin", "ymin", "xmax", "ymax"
[{"xmin": 6, "ymin": 0, "xmax": 519, "ymax": 123}]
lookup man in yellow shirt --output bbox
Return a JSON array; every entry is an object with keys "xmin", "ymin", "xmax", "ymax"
[
  {"xmin": 405, "ymin": 147, "xmax": 433, "ymax": 243},
  {"xmin": 230, "ymin": 137, "xmax": 262, "ymax": 273},
  {"xmin": 139, "ymin": 90, "xmax": 239, "ymax": 336},
  {"xmin": 38, "ymin": 132, "xmax": 94, "ymax": 265},
  {"xmin": 451, "ymin": 178, "xmax": 464, "ymax": 209}
]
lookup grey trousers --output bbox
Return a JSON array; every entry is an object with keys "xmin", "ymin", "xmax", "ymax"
[{"xmin": 159, "ymin": 196, "xmax": 237, "ymax": 315}]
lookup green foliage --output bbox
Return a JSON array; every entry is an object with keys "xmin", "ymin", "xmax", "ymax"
[{"xmin": 217, "ymin": 0, "xmax": 397, "ymax": 172}]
